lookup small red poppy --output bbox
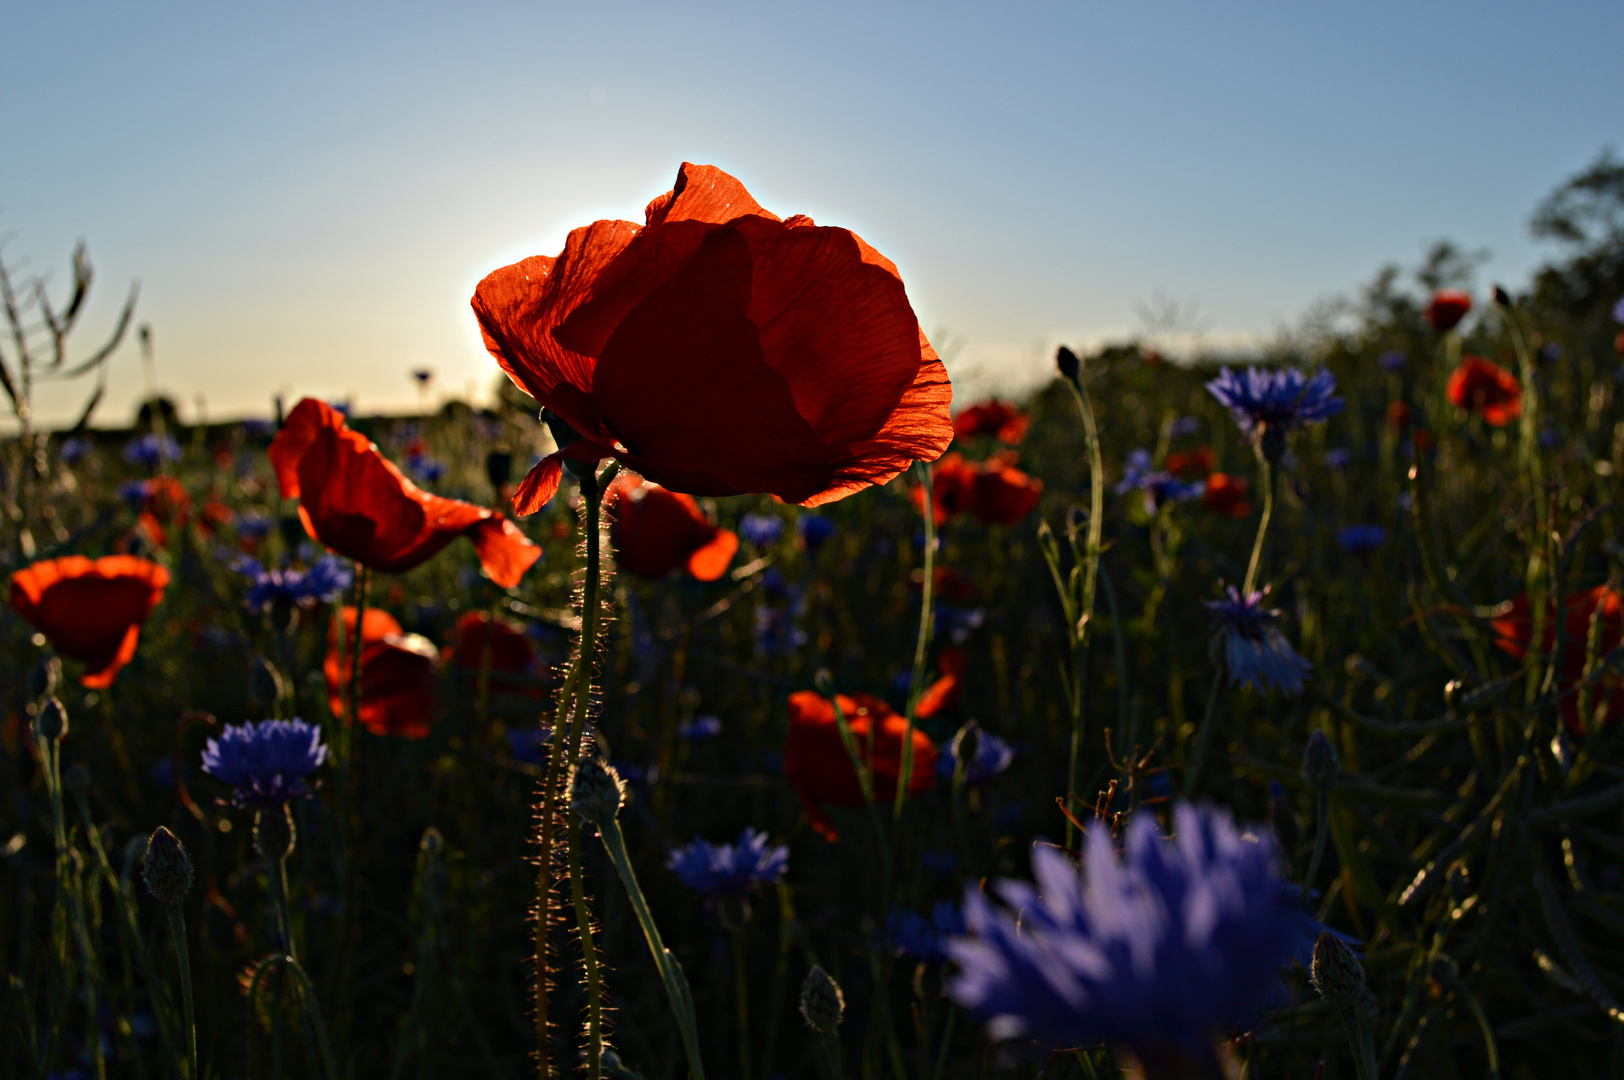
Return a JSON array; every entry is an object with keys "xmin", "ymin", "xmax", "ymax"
[
  {"xmin": 1492, "ymin": 587, "xmax": 1624, "ymax": 733},
  {"xmin": 270, "ymin": 398, "xmax": 541, "ymax": 588},
  {"xmin": 967, "ymin": 458, "xmax": 1043, "ymax": 525},
  {"xmin": 913, "ymin": 452, "xmax": 975, "ymax": 525},
  {"xmin": 9, "ymin": 555, "xmax": 171, "ymax": 688},
  {"xmin": 1425, "ymin": 289, "xmax": 1472, "ymax": 332},
  {"xmin": 913, "ymin": 646, "xmax": 968, "ymax": 719},
  {"xmin": 783, "ymin": 690, "xmax": 938, "ymax": 841},
  {"xmin": 952, "ymin": 401, "xmax": 1029, "ymax": 445},
  {"xmin": 442, "ymin": 611, "xmax": 541, "ymax": 698},
  {"xmin": 1614, "ymin": 329, "xmax": 1624, "ymax": 358},
  {"xmin": 1165, "ymin": 446, "xmax": 1215, "ymax": 480},
  {"xmin": 606, "ymin": 473, "xmax": 739, "ymax": 581},
  {"xmin": 1202, "ymin": 472, "xmax": 1251, "ymax": 518},
  {"xmin": 471, "ymin": 163, "xmax": 954, "ymax": 515},
  {"xmin": 1387, "ymin": 401, "xmax": 1410, "ymax": 432},
  {"xmin": 1446, "ymin": 356, "xmax": 1522, "ymax": 427},
  {"xmin": 325, "ymin": 607, "xmax": 440, "ymax": 738},
  {"xmin": 912, "ymin": 566, "xmax": 981, "ymax": 604}
]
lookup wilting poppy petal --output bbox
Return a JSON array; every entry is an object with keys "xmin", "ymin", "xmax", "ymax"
[
  {"xmin": 472, "ymin": 163, "xmax": 953, "ymax": 514},
  {"xmin": 325, "ymin": 607, "xmax": 440, "ymax": 738},
  {"xmin": 784, "ymin": 690, "xmax": 937, "ymax": 841},
  {"xmin": 9, "ymin": 555, "xmax": 170, "ymax": 687},
  {"xmin": 271, "ymin": 399, "xmax": 541, "ymax": 587},
  {"xmin": 607, "ymin": 473, "xmax": 738, "ymax": 581},
  {"xmin": 1446, "ymin": 356, "xmax": 1522, "ymax": 427}
]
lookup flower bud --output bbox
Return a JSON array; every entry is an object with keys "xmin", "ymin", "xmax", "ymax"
[
  {"xmin": 569, "ymin": 758, "xmax": 625, "ymax": 824},
  {"xmin": 248, "ymin": 655, "xmax": 285, "ymax": 712},
  {"xmin": 1492, "ymin": 285, "xmax": 1513, "ymax": 308},
  {"xmin": 34, "ymin": 697, "xmax": 68, "ymax": 744},
  {"xmin": 799, "ymin": 965, "xmax": 845, "ymax": 1035},
  {"xmin": 1056, "ymin": 345, "xmax": 1080, "ymax": 380},
  {"xmin": 485, "ymin": 448, "xmax": 514, "ymax": 490},
  {"xmin": 143, "ymin": 826, "xmax": 194, "ymax": 905},
  {"xmin": 254, "ymin": 805, "xmax": 297, "ymax": 863},
  {"xmin": 1310, "ymin": 930, "xmax": 1366, "ymax": 1012},
  {"xmin": 1301, "ymin": 730, "xmax": 1339, "ymax": 795},
  {"xmin": 813, "ymin": 669, "xmax": 837, "ymax": 698},
  {"xmin": 30, "ymin": 656, "xmax": 61, "ymax": 701}
]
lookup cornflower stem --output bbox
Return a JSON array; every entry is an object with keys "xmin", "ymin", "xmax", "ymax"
[
  {"xmin": 566, "ymin": 808, "xmax": 604, "ymax": 1079},
  {"xmin": 596, "ymin": 816, "xmax": 706, "ymax": 1080},
  {"xmin": 817, "ymin": 1033, "xmax": 845, "ymax": 1080},
  {"xmin": 1302, "ymin": 791, "xmax": 1331, "ymax": 894},
  {"xmin": 731, "ymin": 924, "xmax": 752, "ymax": 1080},
  {"xmin": 1182, "ymin": 664, "xmax": 1225, "ymax": 796},
  {"xmin": 247, "ymin": 955, "xmax": 341, "ymax": 1080},
  {"xmin": 894, "ymin": 459, "xmax": 936, "ymax": 818},
  {"xmin": 1060, "ymin": 367, "xmax": 1105, "ymax": 851},
  {"xmin": 1241, "ymin": 444, "xmax": 1274, "ymax": 597},
  {"xmin": 931, "ymin": 1003, "xmax": 956, "ymax": 1080},
  {"xmin": 1335, "ymin": 1005, "xmax": 1379, "ymax": 1080},
  {"xmin": 164, "ymin": 902, "xmax": 198, "ymax": 1079}
]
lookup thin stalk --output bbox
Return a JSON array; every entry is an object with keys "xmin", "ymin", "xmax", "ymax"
[
  {"xmin": 732, "ymin": 925, "xmax": 752, "ymax": 1080},
  {"xmin": 1182, "ymin": 665, "xmax": 1225, "ymax": 796},
  {"xmin": 165, "ymin": 904, "xmax": 197, "ymax": 1079},
  {"xmin": 1241, "ymin": 446, "xmax": 1274, "ymax": 597},
  {"xmin": 931, "ymin": 1005, "xmax": 956, "ymax": 1080},
  {"xmin": 1302, "ymin": 792, "xmax": 1331, "ymax": 894},
  {"xmin": 895, "ymin": 459, "xmax": 936, "ymax": 818},
  {"xmin": 1061, "ymin": 368, "xmax": 1105, "ymax": 850}
]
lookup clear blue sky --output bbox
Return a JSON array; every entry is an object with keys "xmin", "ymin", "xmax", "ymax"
[{"xmin": 3, "ymin": 1, "xmax": 1620, "ymax": 426}]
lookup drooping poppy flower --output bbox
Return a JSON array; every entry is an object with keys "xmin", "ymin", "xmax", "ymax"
[
  {"xmin": 784, "ymin": 690, "xmax": 938, "ymax": 841},
  {"xmin": 967, "ymin": 458, "xmax": 1043, "ymax": 525},
  {"xmin": 471, "ymin": 162, "xmax": 954, "ymax": 515},
  {"xmin": 1492, "ymin": 586, "xmax": 1624, "ymax": 733},
  {"xmin": 324, "ymin": 607, "xmax": 440, "ymax": 738},
  {"xmin": 1202, "ymin": 473, "xmax": 1251, "ymax": 518},
  {"xmin": 9, "ymin": 555, "xmax": 171, "ymax": 688},
  {"xmin": 1424, "ymin": 289, "xmax": 1472, "ymax": 332},
  {"xmin": 270, "ymin": 398, "xmax": 541, "ymax": 588},
  {"xmin": 914, "ymin": 645, "xmax": 968, "ymax": 719},
  {"xmin": 606, "ymin": 473, "xmax": 738, "ymax": 581},
  {"xmin": 443, "ymin": 611, "xmax": 541, "ymax": 698},
  {"xmin": 1446, "ymin": 356, "xmax": 1522, "ymax": 427},
  {"xmin": 1164, "ymin": 446, "xmax": 1214, "ymax": 480},
  {"xmin": 953, "ymin": 401, "xmax": 1029, "ymax": 445}
]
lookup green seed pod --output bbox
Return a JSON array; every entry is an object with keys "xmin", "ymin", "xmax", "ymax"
[
  {"xmin": 34, "ymin": 697, "xmax": 68, "ymax": 744},
  {"xmin": 1310, "ymin": 930, "xmax": 1366, "ymax": 1013},
  {"xmin": 570, "ymin": 758, "xmax": 626, "ymax": 824},
  {"xmin": 799, "ymin": 965, "xmax": 845, "ymax": 1035},
  {"xmin": 143, "ymin": 826, "xmax": 195, "ymax": 905},
  {"xmin": 1056, "ymin": 345, "xmax": 1080, "ymax": 380},
  {"xmin": 1301, "ymin": 730, "xmax": 1339, "ymax": 795}
]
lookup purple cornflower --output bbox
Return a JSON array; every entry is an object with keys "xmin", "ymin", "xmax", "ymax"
[
  {"xmin": 1115, "ymin": 449, "xmax": 1203, "ymax": 513},
  {"xmin": 678, "ymin": 716, "xmax": 723, "ymax": 742},
  {"xmin": 740, "ymin": 513, "xmax": 784, "ymax": 548},
  {"xmin": 1169, "ymin": 416, "xmax": 1201, "ymax": 438},
  {"xmin": 1205, "ymin": 586, "xmax": 1311, "ymax": 694},
  {"xmin": 939, "ymin": 723, "xmax": 1015, "ymax": 784},
  {"xmin": 123, "ymin": 433, "xmax": 182, "ymax": 468},
  {"xmin": 797, "ymin": 514, "xmax": 837, "ymax": 554},
  {"xmin": 1612, "ymin": 296, "xmax": 1624, "ymax": 324},
  {"xmin": 1378, "ymin": 350, "xmax": 1407, "ymax": 373},
  {"xmin": 935, "ymin": 604, "xmax": 985, "ymax": 645},
  {"xmin": 201, "ymin": 719, "xmax": 328, "ymax": 808},
  {"xmin": 117, "ymin": 479, "xmax": 153, "ymax": 507},
  {"xmin": 237, "ymin": 511, "xmax": 273, "ymax": 545},
  {"xmin": 242, "ymin": 418, "xmax": 276, "ymax": 439},
  {"xmin": 888, "ymin": 900, "xmax": 967, "ymax": 963},
  {"xmin": 1204, "ymin": 367, "xmax": 1343, "ymax": 453},
  {"xmin": 946, "ymin": 803, "xmax": 1303, "ymax": 1063},
  {"xmin": 406, "ymin": 454, "xmax": 447, "ymax": 484},
  {"xmin": 233, "ymin": 555, "xmax": 353, "ymax": 611},
  {"xmin": 1323, "ymin": 448, "xmax": 1352, "ymax": 470},
  {"xmin": 1336, "ymin": 525, "xmax": 1387, "ymax": 557},
  {"xmin": 59, "ymin": 435, "xmax": 93, "ymax": 464},
  {"xmin": 668, "ymin": 828, "xmax": 789, "ymax": 898}
]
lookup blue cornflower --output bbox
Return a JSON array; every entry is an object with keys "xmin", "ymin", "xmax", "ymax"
[
  {"xmin": 233, "ymin": 555, "xmax": 353, "ymax": 611},
  {"xmin": 935, "ymin": 604, "xmax": 985, "ymax": 645},
  {"xmin": 407, "ymin": 454, "xmax": 447, "ymax": 483},
  {"xmin": 1613, "ymin": 296, "xmax": 1624, "ymax": 324},
  {"xmin": 242, "ymin": 418, "xmax": 276, "ymax": 439},
  {"xmin": 1168, "ymin": 416, "xmax": 1201, "ymax": 438},
  {"xmin": 327, "ymin": 400, "xmax": 351, "ymax": 417},
  {"xmin": 123, "ymin": 433, "xmax": 182, "ymax": 468},
  {"xmin": 1336, "ymin": 525, "xmax": 1386, "ymax": 557},
  {"xmin": 946, "ymin": 803, "xmax": 1303, "ymax": 1060},
  {"xmin": 1204, "ymin": 367, "xmax": 1344, "ymax": 451},
  {"xmin": 740, "ymin": 513, "xmax": 784, "ymax": 548},
  {"xmin": 117, "ymin": 479, "xmax": 153, "ymax": 507},
  {"xmin": 1115, "ymin": 449, "xmax": 1203, "ymax": 513},
  {"xmin": 1323, "ymin": 448, "xmax": 1352, "ymax": 470},
  {"xmin": 201, "ymin": 719, "xmax": 328, "ymax": 808},
  {"xmin": 1378, "ymin": 350, "xmax": 1407, "ymax": 373},
  {"xmin": 59, "ymin": 435, "xmax": 93, "ymax": 464},
  {"xmin": 678, "ymin": 716, "xmax": 723, "ymax": 741},
  {"xmin": 888, "ymin": 900, "xmax": 967, "ymax": 963},
  {"xmin": 668, "ymin": 828, "xmax": 789, "ymax": 898},
  {"xmin": 506, "ymin": 726, "xmax": 552, "ymax": 766},
  {"xmin": 939, "ymin": 723, "xmax": 1015, "ymax": 784},
  {"xmin": 797, "ymin": 514, "xmax": 837, "ymax": 554},
  {"xmin": 1538, "ymin": 344, "xmax": 1563, "ymax": 364},
  {"xmin": 237, "ymin": 511, "xmax": 273, "ymax": 544},
  {"xmin": 1205, "ymin": 586, "xmax": 1311, "ymax": 694}
]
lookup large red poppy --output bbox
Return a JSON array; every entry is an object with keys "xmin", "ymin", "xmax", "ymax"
[
  {"xmin": 953, "ymin": 401, "xmax": 1029, "ymax": 444},
  {"xmin": 1424, "ymin": 289, "xmax": 1472, "ymax": 332},
  {"xmin": 9, "ymin": 555, "xmax": 171, "ymax": 688},
  {"xmin": 1446, "ymin": 356, "xmax": 1522, "ymax": 427},
  {"xmin": 1202, "ymin": 472, "xmax": 1251, "ymax": 518},
  {"xmin": 783, "ymin": 690, "xmax": 937, "ymax": 841},
  {"xmin": 443, "ymin": 611, "xmax": 541, "ymax": 698},
  {"xmin": 269, "ymin": 399, "xmax": 540, "ymax": 588},
  {"xmin": 606, "ymin": 473, "xmax": 738, "ymax": 581},
  {"xmin": 1492, "ymin": 586, "xmax": 1624, "ymax": 733},
  {"xmin": 471, "ymin": 163, "xmax": 953, "ymax": 515},
  {"xmin": 324, "ymin": 607, "xmax": 440, "ymax": 738}
]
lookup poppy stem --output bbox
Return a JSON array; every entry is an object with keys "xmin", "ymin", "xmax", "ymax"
[{"xmin": 895, "ymin": 459, "xmax": 935, "ymax": 820}]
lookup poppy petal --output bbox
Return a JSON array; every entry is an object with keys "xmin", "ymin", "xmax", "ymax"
[
  {"xmin": 686, "ymin": 528, "xmax": 739, "ymax": 582},
  {"xmin": 512, "ymin": 456, "xmax": 564, "ymax": 517},
  {"xmin": 470, "ymin": 517, "xmax": 543, "ymax": 589},
  {"xmin": 269, "ymin": 398, "xmax": 345, "ymax": 499}
]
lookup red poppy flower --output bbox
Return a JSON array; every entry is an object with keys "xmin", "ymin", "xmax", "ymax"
[
  {"xmin": 911, "ymin": 566, "xmax": 981, "ymax": 604},
  {"xmin": 325, "ymin": 607, "xmax": 440, "ymax": 738},
  {"xmin": 199, "ymin": 499, "xmax": 235, "ymax": 537},
  {"xmin": 952, "ymin": 401, "xmax": 1029, "ymax": 445},
  {"xmin": 1446, "ymin": 356, "xmax": 1522, "ymax": 427},
  {"xmin": 9, "ymin": 555, "xmax": 171, "ymax": 688},
  {"xmin": 1615, "ymin": 329, "xmax": 1624, "ymax": 358},
  {"xmin": 1386, "ymin": 401, "xmax": 1410, "ymax": 432},
  {"xmin": 606, "ymin": 473, "xmax": 738, "ymax": 581},
  {"xmin": 913, "ymin": 646, "xmax": 968, "ymax": 719},
  {"xmin": 1202, "ymin": 472, "xmax": 1251, "ymax": 518},
  {"xmin": 913, "ymin": 452, "xmax": 975, "ymax": 525},
  {"xmin": 269, "ymin": 398, "xmax": 541, "ymax": 588},
  {"xmin": 967, "ymin": 458, "xmax": 1043, "ymax": 525},
  {"xmin": 784, "ymin": 690, "xmax": 938, "ymax": 841},
  {"xmin": 442, "ymin": 611, "xmax": 541, "ymax": 698},
  {"xmin": 1492, "ymin": 586, "xmax": 1624, "ymax": 733},
  {"xmin": 1424, "ymin": 289, "xmax": 1472, "ymax": 332},
  {"xmin": 1165, "ymin": 446, "xmax": 1215, "ymax": 480},
  {"xmin": 470, "ymin": 162, "xmax": 953, "ymax": 515}
]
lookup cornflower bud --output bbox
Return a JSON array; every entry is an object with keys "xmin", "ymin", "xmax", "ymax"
[
  {"xmin": 569, "ymin": 758, "xmax": 626, "ymax": 824},
  {"xmin": 34, "ymin": 697, "xmax": 68, "ymax": 743},
  {"xmin": 1310, "ymin": 930, "xmax": 1366, "ymax": 1012},
  {"xmin": 1056, "ymin": 345, "xmax": 1080, "ymax": 380},
  {"xmin": 143, "ymin": 826, "xmax": 195, "ymax": 905},
  {"xmin": 30, "ymin": 656, "xmax": 61, "ymax": 701},
  {"xmin": 800, "ymin": 965, "xmax": 845, "ymax": 1035},
  {"xmin": 1301, "ymin": 730, "xmax": 1339, "ymax": 795},
  {"xmin": 254, "ymin": 805, "xmax": 297, "ymax": 863}
]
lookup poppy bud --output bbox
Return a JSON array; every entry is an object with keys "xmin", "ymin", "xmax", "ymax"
[
  {"xmin": 248, "ymin": 655, "xmax": 285, "ymax": 712},
  {"xmin": 1492, "ymin": 285, "xmax": 1513, "ymax": 309},
  {"xmin": 1301, "ymin": 730, "xmax": 1339, "ymax": 794},
  {"xmin": 485, "ymin": 448, "xmax": 513, "ymax": 490},
  {"xmin": 254, "ymin": 804, "xmax": 297, "ymax": 863},
  {"xmin": 30, "ymin": 656, "xmax": 61, "ymax": 701},
  {"xmin": 34, "ymin": 697, "xmax": 68, "ymax": 744},
  {"xmin": 143, "ymin": 826, "xmax": 194, "ymax": 905},
  {"xmin": 1056, "ymin": 345, "xmax": 1080, "ymax": 380},
  {"xmin": 1310, "ymin": 930, "xmax": 1366, "ymax": 1012},
  {"xmin": 64, "ymin": 762, "xmax": 92, "ymax": 797},
  {"xmin": 799, "ymin": 965, "xmax": 845, "ymax": 1034},
  {"xmin": 569, "ymin": 758, "xmax": 626, "ymax": 824}
]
